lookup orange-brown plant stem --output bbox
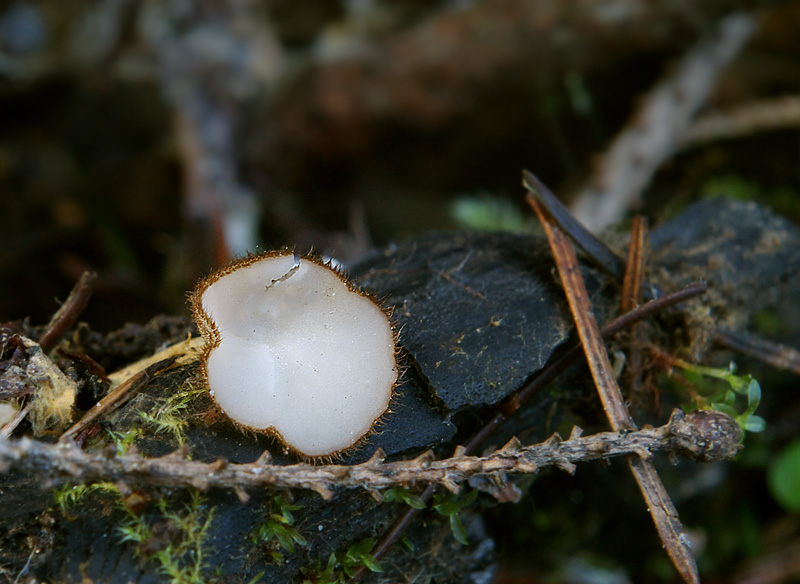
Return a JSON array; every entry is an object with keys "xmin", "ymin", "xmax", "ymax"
[
  {"xmin": 622, "ymin": 216, "xmax": 648, "ymax": 313},
  {"xmin": 621, "ymin": 216, "xmax": 649, "ymax": 407},
  {"xmin": 527, "ymin": 190, "xmax": 700, "ymax": 584}
]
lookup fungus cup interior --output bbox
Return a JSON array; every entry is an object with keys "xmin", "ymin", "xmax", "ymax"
[{"xmin": 191, "ymin": 252, "xmax": 398, "ymax": 458}]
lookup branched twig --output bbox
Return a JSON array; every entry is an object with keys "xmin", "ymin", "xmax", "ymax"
[
  {"xmin": 351, "ymin": 281, "xmax": 708, "ymax": 582},
  {"xmin": 352, "ymin": 259, "xmax": 708, "ymax": 582},
  {"xmin": 570, "ymin": 12, "xmax": 756, "ymax": 233},
  {"xmin": 0, "ymin": 409, "xmax": 740, "ymax": 500},
  {"xmin": 529, "ymin": 188, "xmax": 701, "ymax": 584}
]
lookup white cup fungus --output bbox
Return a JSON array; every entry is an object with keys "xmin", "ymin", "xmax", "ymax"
[{"xmin": 191, "ymin": 251, "xmax": 398, "ymax": 458}]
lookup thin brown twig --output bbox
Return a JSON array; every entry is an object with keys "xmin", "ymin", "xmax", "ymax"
[
  {"xmin": 0, "ymin": 402, "xmax": 32, "ymax": 439},
  {"xmin": 351, "ymin": 280, "xmax": 708, "ymax": 582},
  {"xmin": 622, "ymin": 216, "xmax": 648, "ymax": 314},
  {"xmin": 523, "ymin": 170, "xmax": 625, "ymax": 280},
  {"xmin": 468, "ymin": 280, "xmax": 707, "ymax": 454},
  {"xmin": 528, "ymin": 193, "xmax": 700, "ymax": 584},
  {"xmin": 529, "ymin": 196, "xmax": 635, "ymax": 430},
  {"xmin": 712, "ymin": 328, "xmax": 800, "ymax": 376},
  {"xmin": 59, "ymin": 356, "xmax": 178, "ymax": 443},
  {"xmin": 38, "ymin": 271, "xmax": 97, "ymax": 354},
  {"xmin": 0, "ymin": 410, "xmax": 741, "ymax": 497},
  {"xmin": 621, "ymin": 216, "xmax": 649, "ymax": 406}
]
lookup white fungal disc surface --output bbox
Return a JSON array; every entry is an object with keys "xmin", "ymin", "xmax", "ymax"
[{"xmin": 193, "ymin": 252, "xmax": 398, "ymax": 457}]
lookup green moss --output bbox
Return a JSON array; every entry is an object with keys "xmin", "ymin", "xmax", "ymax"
[
  {"xmin": 107, "ymin": 426, "xmax": 143, "ymax": 455},
  {"xmin": 433, "ymin": 488, "xmax": 479, "ymax": 545},
  {"xmin": 54, "ymin": 481, "xmax": 121, "ymax": 515},
  {"xmin": 251, "ymin": 495, "xmax": 307, "ymax": 563},
  {"xmin": 302, "ymin": 538, "xmax": 383, "ymax": 584},
  {"xmin": 383, "ymin": 487, "xmax": 426, "ymax": 509},
  {"xmin": 137, "ymin": 384, "xmax": 205, "ymax": 447},
  {"xmin": 149, "ymin": 492, "xmax": 215, "ymax": 584},
  {"xmin": 55, "ymin": 483, "xmax": 215, "ymax": 584}
]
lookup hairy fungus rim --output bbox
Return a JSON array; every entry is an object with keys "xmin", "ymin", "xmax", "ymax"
[{"xmin": 189, "ymin": 250, "xmax": 401, "ymax": 460}]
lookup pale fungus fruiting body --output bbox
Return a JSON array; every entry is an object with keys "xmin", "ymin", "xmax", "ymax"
[{"xmin": 191, "ymin": 252, "xmax": 398, "ymax": 458}]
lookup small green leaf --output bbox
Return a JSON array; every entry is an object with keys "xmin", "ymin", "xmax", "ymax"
[
  {"xmin": 450, "ymin": 513, "xmax": 470, "ymax": 545},
  {"xmin": 359, "ymin": 553, "xmax": 383, "ymax": 573},
  {"xmin": 433, "ymin": 498, "xmax": 457, "ymax": 516},
  {"xmin": 768, "ymin": 440, "xmax": 800, "ymax": 512},
  {"xmin": 384, "ymin": 487, "xmax": 426, "ymax": 509},
  {"xmin": 747, "ymin": 379, "xmax": 761, "ymax": 406},
  {"xmin": 347, "ymin": 537, "xmax": 375, "ymax": 558},
  {"xmin": 742, "ymin": 415, "xmax": 766, "ymax": 433},
  {"xmin": 325, "ymin": 552, "xmax": 338, "ymax": 575},
  {"xmin": 433, "ymin": 489, "xmax": 478, "ymax": 545},
  {"xmin": 712, "ymin": 403, "xmax": 739, "ymax": 418},
  {"xmin": 461, "ymin": 488, "xmax": 479, "ymax": 507},
  {"xmin": 269, "ymin": 550, "xmax": 285, "ymax": 563},
  {"xmin": 276, "ymin": 529, "xmax": 295, "ymax": 553},
  {"xmin": 342, "ymin": 538, "xmax": 382, "ymax": 576},
  {"xmin": 400, "ymin": 534, "xmax": 415, "ymax": 551}
]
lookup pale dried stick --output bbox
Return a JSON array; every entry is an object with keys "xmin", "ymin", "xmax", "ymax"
[
  {"xmin": 681, "ymin": 95, "xmax": 800, "ymax": 147},
  {"xmin": 570, "ymin": 12, "xmax": 756, "ymax": 233}
]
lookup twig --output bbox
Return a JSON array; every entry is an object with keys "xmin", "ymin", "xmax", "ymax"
[
  {"xmin": 351, "ymin": 277, "xmax": 708, "ymax": 582},
  {"xmin": 621, "ymin": 216, "xmax": 649, "ymax": 404},
  {"xmin": 570, "ymin": 12, "xmax": 756, "ymax": 233},
  {"xmin": 622, "ymin": 216, "xmax": 648, "ymax": 314},
  {"xmin": 59, "ymin": 356, "xmax": 178, "ymax": 443},
  {"xmin": 528, "ymin": 194, "xmax": 700, "ymax": 584},
  {"xmin": 106, "ymin": 336, "xmax": 203, "ymax": 389},
  {"xmin": 523, "ymin": 170, "xmax": 625, "ymax": 280},
  {"xmin": 468, "ymin": 280, "xmax": 707, "ymax": 454},
  {"xmin": 38, "ymin": 271, "xmax": 97, "ymax": 354},
  {"xmin": 0, "ymin": 409, "xmax": 741, "ymax": 498},
  {"xmin": 712, "ymin": 328, "xmax": 800, "ymax": 376},
  {"xmin": 352, "ymin": 275, "xmax": 708, "ymax": 583},
  {"xmin": 0, "ymin": 402, "xmax": 32, "ymax": 440},
  {"xmin": 681, "ymin": 95, "xmax": 800, "ymax": 148},
  {"xmin": 139, "ymin": 1, "xmax": 285, "ymax": 280},
  {"xmin": 529, "ymin": 197, "xmax": 635, "ymax": 430}
]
